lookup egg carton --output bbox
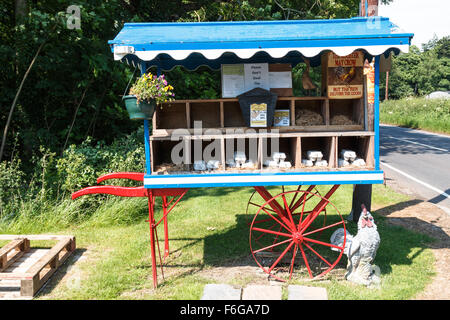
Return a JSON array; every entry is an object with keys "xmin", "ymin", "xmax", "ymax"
[
  {"xmin": 302, "ymin": 159, "xmax": 314, "ymax": 167},
  {"xmin": 315, "ymin": 160, "xmax": 328, "ymax": 167},
  {"xmin": 306, "ymin": 150, "xmax": 323, "ymax": 162},
  {"xmin": 206, "ymin": 160, "xmax": 220, "ymax": 170},
  {"xmin": 193, "ymin": 160, "xmax": 207, "ymax": 171},
  {"xmin": 338, "ymin": 158, "xmax": 350, "ymax": 167},
  {"xmin": 340, "ymin": 149, "xmax": 357, "ymax": 162},
  {"xmin": 271, "ymin": 152, "xmax": 286, "ymax": 162}
]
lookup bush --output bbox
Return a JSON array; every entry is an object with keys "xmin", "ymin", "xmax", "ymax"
[{"xmin": 0, "ymin": 128, "xmax": 146, "ymax": 226}]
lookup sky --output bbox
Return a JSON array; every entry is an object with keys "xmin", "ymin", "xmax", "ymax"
[{"xmin": 378, "ymin": 0, "xmax": 450, "ymax": 48}]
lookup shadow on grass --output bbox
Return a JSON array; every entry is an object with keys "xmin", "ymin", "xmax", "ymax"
[
  {"xmin": 35, "ymin": 248, "xmax": 88, "ymax": 298},
  {"xmin": 149, "ymin": 198, "xmax": 442, "ymax": 285}
]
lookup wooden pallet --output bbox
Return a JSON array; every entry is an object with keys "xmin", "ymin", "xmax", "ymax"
[{"xmin": 0, "ymin": 235, "xmax": 76, "ymax": 299}]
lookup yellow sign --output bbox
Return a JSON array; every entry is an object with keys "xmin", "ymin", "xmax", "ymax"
[
  {"xmin": 328, "ymin": 85, "xmax": 364, "ymax": 98},
  {"xmin": 250, "ymin": 103, "xmax": 267, "ymax": 127},
  {"xmin": 364, "ymin": 59, "xmax": 375, "ymax": 105},
  {"xmin": 328, "ymin": 52, "xmax": 364, "ymax": 68}
]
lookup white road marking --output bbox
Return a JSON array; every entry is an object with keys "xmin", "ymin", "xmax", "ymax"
[
  {"xmin": 385, "ymin": 135, "xmax": 449, "ymax": 152},
  {"xmin": 381, "ymin": 161, "xmax": 450, "ymax": 200}
]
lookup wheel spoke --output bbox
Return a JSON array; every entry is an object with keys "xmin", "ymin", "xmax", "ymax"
[
  {"xmin": 249, "ymin": 201, "xmax": 277, "ymax": 213},
  {"xmin": 253, "ymin": 238, "xmax": 293, "ymax": 254},
  {"xmin": 260, "ymin": 206, "xmax": 293, "ymax": 233},
  {"xmin": 297, "ymin": 191, "xmax": 308, "ymax": 231},
  {"xmin": 302, "ymin": 236, "xmax": 343, "ymax": 251},
  {"xmin": 289, "ymin": 244, "xmax": 299, "ymax": 281},
  {"xmin": 299, "ymin": 244, "xmax": 313, "ymax": 278},
  {"xmin": 281, "ymin": 193, "xmax": 296, "ymax": 232},
  {"xmin": 254, "ymin": 222, "xmax": 277, "ymax": 241},
  {"xmin": 288, "ymin": 185, "xmax": 302, "ymax": 210},
  {"xmin": 303, "ymin": 242, "xmax": 332, "ymax": 267},
  {"xmin": 252, "ymin": 227, "xmax": 293, "ymax": 238},
  {"xmin": 302, "ymin": 220, "xmax": 344, "ymax": 237},
  {"xmin": 268, "ymin": 241, "xmax": 295, "ymax": 273}
]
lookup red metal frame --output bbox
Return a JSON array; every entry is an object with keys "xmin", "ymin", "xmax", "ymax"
[
  {"xmin": 73, "ymin": 173, "xmax": 343, "ymax": 288},
  {"xmin": 71, "ymin": 172, "xmax": 188, "ymax": 288}
]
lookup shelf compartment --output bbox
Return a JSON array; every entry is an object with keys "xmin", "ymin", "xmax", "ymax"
[
  {"xmin": 223, "ymin": 101, "xmax": 246, "ymax": 128},
  {"xmin": 154, "ymin": 101, "xmax": 187, "ymax": 130},
  {"xmin": 190, "ymin": 101, "xmax": 221, "ymax": 129},
  {"xmin": 337, "ymin": 135, "xmax": 375, "ymax": 169},
  {"xmin": 224, "ymin": 136, "xmax": 259, "ymax": 171},
  {"xmin": 329, "ymin": 98, "xmax": 364, "ymax": 127},
  {"xmin": 260, "ymin": 137, "xmax": 299, "ymax": 171},
  {"xmin": 294, "ymin": 99, "xmax": 326, "ymax": 126},
  {"xmin": 300, "ymin": 136, "xmax": 336, "ymax": 169}
]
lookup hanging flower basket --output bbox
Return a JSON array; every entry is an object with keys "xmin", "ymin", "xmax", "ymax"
[
  {"xmin": 123, "ymin": 95, "xmax": 156, "ymax": 120},
  {"xmin": 124, "ymin": 72, "xmax": 175, "ymax": 120}
]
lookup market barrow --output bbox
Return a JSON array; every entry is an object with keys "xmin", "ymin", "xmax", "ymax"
[{"xmin": 72, "ymin": 17, "xmax": 413, "ymax": 288}]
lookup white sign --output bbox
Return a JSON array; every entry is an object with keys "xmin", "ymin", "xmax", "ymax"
[
  {"xmin": 244, "ymin": 63, "xmax": 269, "ymax": 92},
  {"xmin": 221, "ymin": 65, "xmax": 245, "ymax": 98},
  {"xmin": 269, "ymin": 71, "xmax": 292, "ymax": 88}
]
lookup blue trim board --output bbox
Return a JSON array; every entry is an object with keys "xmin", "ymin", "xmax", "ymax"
[
  {"xmin": 144, "ymin": 180, "xmax": 384, "ymax": 189},
  {"xmin": 144, "ymin": 170, "xmax": 384, "ymax": 179},
  {"xmin": 374, "ymin": 55, "xmax": 380, "ymax": 170}
]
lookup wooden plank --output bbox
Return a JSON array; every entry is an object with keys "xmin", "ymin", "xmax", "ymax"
[
  {"xmin": 289, "ymin": 99, "xmax": 295, "ymax": 127},
  {"xmin": 220, "ymin": 137, "xmax": 225, "ymax": 169},
  {"xmin": 0, "ymin": 239, "xmax": 29, "ymax": 272},
  {"xmin": 186, "ymin": 102, "xmax": 191, "ymax": 129},
  {"xmin": 219, "ymin": 101, "xmax": 224, "ymax": 128},
  {"xmin": 322, "ymin": 99, "xmax": 330, "ymax": 125},
  {"xmin": 366, "ymin": 136, "xmax": 375, "ymax": 168},
  {"xmin": 152, "ymin": 125, "xmax": 365, "ymax": 136},
  {"xmin": 0, "ymin": 235, "xmax": 71, "ymax": 241},
  {"xmin": 25, "ymin": 237, "xmax": 74, "ymax": 276},
  {"xmin": 150, "ymin": 130, "xmax": 374, "ymax": 141}
]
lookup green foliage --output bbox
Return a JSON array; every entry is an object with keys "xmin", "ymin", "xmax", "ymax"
[
  {"xmin": 0, "ymin": 128, "xmax": 145, "ymax": 226},
  {"xmin": 164, "ymin": 66, "xmax": 221, "ymax": 100},
  {"xmin": 381, "ymin": 36, "xmax": 450, "ymax": 100},
  {"xmin": 381, "ymin": 97, "xmax": 450, "ymax": 134}
]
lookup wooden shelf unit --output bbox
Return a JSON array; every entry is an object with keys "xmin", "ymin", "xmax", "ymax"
[
  {"xmin": 150, "ymin": 131, "xmax": 374, "ymax": 174},
  {"xmin": 153, "ymin": 97, "xmax": 365, "ymax": 135}
]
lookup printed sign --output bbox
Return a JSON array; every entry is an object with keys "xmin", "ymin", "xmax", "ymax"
[
  {"xmin": 222, "ymin": 63, "xmax": 292, "ymax": 97},
  {"xmin": 250, "ymin": 103, "xmax": 267, "ymax": 127},
  {"xmin": 221, "ymin": 64, "xmax": 245, "ymax": 98},
  {"xmin": 324, "ymin": 51, "xmax": 364, "ymax": 99},
  {"xmin": 273, "ymin": 109, "xmax": 290, "ymax": 127},
  {"xmin": 244, "ymin": 63, "xmax": 269, "ymax": 92}
]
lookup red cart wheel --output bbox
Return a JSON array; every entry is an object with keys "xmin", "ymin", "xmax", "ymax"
[
  {"xmin": 249, "ymin": 189, "xmax": 345, "ymax": 282},
  {"xmin": 246, "ymin": 186, "xmax": 327, "ymax": 248}
]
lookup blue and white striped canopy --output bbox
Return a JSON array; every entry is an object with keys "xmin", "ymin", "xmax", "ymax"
[{"xmin": 109, "ymin": 17, "xmax": 413, "ymax": 70}]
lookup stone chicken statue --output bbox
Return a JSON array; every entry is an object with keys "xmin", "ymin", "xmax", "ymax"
[{"xmin": 330, "ymin": 204, "xmax": 381, "ymax": 286}]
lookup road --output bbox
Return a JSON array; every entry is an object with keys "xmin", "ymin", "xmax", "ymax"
[{"xmin": 380, "ymin": 124, "xmax": 450, "ymax": 214}]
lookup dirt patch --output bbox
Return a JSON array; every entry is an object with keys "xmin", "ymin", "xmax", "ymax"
[{"xmin": 375, "ymin": 200, "xmax": 450, "ymax": 300}]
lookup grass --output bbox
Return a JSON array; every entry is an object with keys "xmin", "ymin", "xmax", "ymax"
[
  {"xmin": 0, "ymin": 185, "xmax": 436, "ymax": 300},
  {"xmin": 380, "ymin": 97, "xmax": 450, "ymax": 134}
]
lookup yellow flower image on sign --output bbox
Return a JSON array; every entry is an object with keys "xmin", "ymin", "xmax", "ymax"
[{"xmin": 250, "ymin": 103, "xmax": 267, "ymax": 127}]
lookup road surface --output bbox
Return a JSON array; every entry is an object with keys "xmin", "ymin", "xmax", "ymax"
[{"xmin": 380, "ymin": 124, "xmax": 450, "ymax": 214}]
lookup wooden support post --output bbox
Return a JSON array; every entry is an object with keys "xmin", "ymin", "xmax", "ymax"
[{"xmin": 351, "ymin": 184, "xmax": 372, "ymax": 222}]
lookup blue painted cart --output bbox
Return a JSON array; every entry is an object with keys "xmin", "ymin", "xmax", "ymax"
[{"xmin": 74, "ymin": 17, "xmax": 412, "ymax": 288}]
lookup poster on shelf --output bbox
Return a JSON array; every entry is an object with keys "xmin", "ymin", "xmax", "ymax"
[
  {"xmin": 273, "ymin": 109, "xmax": 290, "ymax": 127},
  {"xmin": 323, "ymin": 51, "xmax": 364, "ymax": 99},
  {"xmin": 250, "ymin": 103, "xmax": 268, "ymax": 127}
]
